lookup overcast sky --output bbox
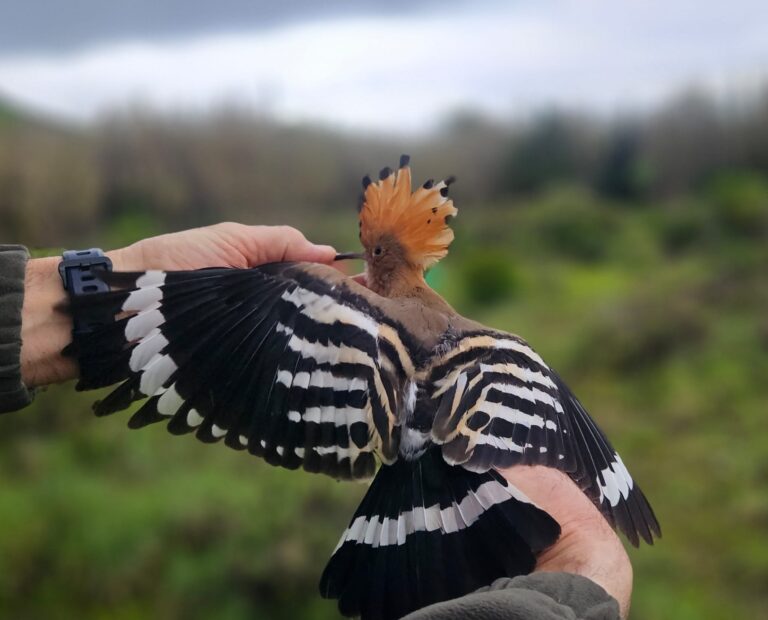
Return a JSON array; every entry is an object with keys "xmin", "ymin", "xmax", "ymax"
[
  {"xmin": 0, "ymin": 1, "xmax": 451, "ymax": 53},
  {"xmin": 0, "ymin": 0, "xmax": 767, "ymax": 132}
]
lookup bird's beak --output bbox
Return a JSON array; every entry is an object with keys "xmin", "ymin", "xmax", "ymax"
[{"xmin": 334, "ymin": 252, "xmax": 366, "ymax": 261}]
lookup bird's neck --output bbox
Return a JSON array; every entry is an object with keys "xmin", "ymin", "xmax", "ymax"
[{"xmin": 367, "ymin": 264, "xmax": 453, "ymax": 313}]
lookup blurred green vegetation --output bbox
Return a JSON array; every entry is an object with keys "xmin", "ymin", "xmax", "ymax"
[{"xmin": 1, "ymin": 91, "xmax": 768, "ymax": 619}]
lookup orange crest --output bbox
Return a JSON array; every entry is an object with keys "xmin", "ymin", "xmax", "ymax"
[{"xmin": 359, "ymin": 155, "xmax": 458, "ymax": 270}]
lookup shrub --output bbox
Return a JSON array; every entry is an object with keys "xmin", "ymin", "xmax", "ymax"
[
  {"xmin": 534, "ymin": 187, "xmax": 619, "ymax": 262},
  {"xmin": 458, "ymin": 249, "xmax": 521, "ymax": 306},
  {"xmin": 654, "ymin": 201, "xmax": 710, "ymax": 255},
  {"xmin": 707, "ymin": 171, "xmax": 768, "ymax": 237}
]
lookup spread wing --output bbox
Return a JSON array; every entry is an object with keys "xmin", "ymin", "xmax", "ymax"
[
  {"xmin": 427, "ymin": 330, "xmax": 661, "ymax": 546},
  {"xmin": 65, "ymin": 263, "xmax": 419, "ymax": 480}
]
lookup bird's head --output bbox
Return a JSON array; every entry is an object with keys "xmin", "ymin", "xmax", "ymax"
[{"xmin": 337, "ymin": 155, "xmax": 458, "ymax": 295}]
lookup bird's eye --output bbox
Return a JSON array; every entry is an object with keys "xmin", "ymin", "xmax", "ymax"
[{"xmin": 373, "ymin": 246, "xmax": 383, "ymax": 256}]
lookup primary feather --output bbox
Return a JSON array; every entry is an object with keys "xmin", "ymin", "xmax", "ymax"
[{"xmin": 65, "ymin": 155, "xmax": 659, "ymax": 619}]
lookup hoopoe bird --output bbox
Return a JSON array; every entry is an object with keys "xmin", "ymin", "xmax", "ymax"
[{"xmin": 65, "ymin": 155, "xmax": 660, "ymax": 620}]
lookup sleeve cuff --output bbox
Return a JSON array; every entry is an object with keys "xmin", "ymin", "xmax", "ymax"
[
  {"xmin": 402, "ymin": 572, "xmax": 620, "ymax": 620},
  {"xmin": 0, "ymin": 244, "xmax": 33, "ymax": 413}
]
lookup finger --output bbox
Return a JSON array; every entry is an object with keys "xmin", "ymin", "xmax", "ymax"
[
  {"xmin": 280, "ymin": 229, "xmax": 336, "ymax": 264},
  {"xmin": 238, "ymin": 225, "xmax": 336, "ymax": 266},
  {"xmin": 287, "ymin": 242, "xmax": 337, "ymax": 264}
]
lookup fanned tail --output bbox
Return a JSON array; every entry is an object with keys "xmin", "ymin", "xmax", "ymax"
[{"xmin": 319, "ymin": 447, "xmax": 560, "ymax": 620}]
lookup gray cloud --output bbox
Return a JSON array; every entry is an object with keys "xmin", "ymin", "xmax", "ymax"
[
  {"xmin": 0, "ymin": 0, "xmax": 453, "ymax": 54},
  {"xmin": 2, "ymin": 0, "xmax": 766, "ymax": 132}
]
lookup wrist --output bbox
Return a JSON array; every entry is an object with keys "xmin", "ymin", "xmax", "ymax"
[
  {"xmin": 20, "ymin": 256, "xmax": 75, "ymax": 387},
  {"xmin": 19, "ymin": 248, "xmax": 129, "ymax": 388},
  {"xmin": 535, "ymin": 518, "xmax": 632, "ymax": 619}
]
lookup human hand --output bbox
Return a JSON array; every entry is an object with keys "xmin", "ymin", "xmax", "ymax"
[
  {"xmin": 110, "ymin": 223, "xmax": 337, "ymax": 271},
  {"xmin": 501, "ymin": 466, "xmax": 633, "ymax": 619},
  {"xmin": 20, "ymin": 224, "xmax": 336, "ymax": 388}
]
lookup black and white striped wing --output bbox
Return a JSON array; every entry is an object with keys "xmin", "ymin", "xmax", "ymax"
[
  {"xmin": 428, "ymin": 331, "xmax": 661, "ymax": 546},
  {"xmin": 66, "ymin": 263, "xmax": 416, "ymax": 480}
]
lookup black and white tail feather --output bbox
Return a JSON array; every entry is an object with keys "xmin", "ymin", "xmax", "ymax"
[
  {"xmin": 320, "ymin": 448, "xmax": 559, "ymax": 620},
  {"xmin": 64, "ymin": 261, "xmax": 660, "ymax": 620}
]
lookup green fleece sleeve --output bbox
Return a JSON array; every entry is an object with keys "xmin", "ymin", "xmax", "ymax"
[
  {"xmin": 402, "ymin": 573, "xmax": 620, "ymax": 620},
  {"xmin": 0, "ymin": 244, "xmax": 33, "ymax": 413}
]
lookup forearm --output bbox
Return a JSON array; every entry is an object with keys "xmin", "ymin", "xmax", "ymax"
[{"xmin": 19, "ymin": 255, "xmax": 73, "ymax": 387}]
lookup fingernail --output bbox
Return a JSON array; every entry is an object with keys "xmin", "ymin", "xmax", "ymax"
[{"xmin": 315, "ymin": 244, "xmax": 337, "ymax": 260}]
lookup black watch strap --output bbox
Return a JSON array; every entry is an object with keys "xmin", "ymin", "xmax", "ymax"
[{"xmin": 59, "ymin": 248, "xmax": 113, "ymax": 335}]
